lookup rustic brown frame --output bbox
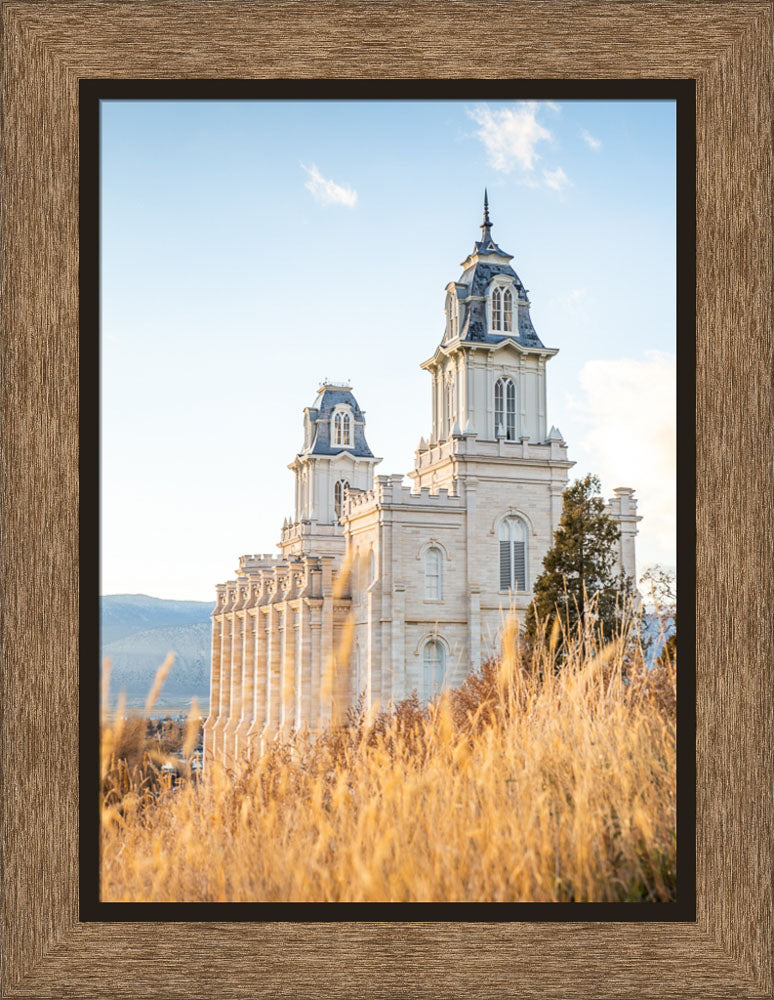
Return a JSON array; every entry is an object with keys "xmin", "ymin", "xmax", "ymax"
[{"xmin": 2, "ymin": 2, "xmax": 771, "ymax": 997}]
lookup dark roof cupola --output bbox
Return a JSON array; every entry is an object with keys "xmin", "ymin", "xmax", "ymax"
[{"xmin": 446, "ymin": 192, "xmax": 544, "ymax": 348}]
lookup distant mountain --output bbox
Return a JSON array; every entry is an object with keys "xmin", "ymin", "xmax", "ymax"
[
  {"xmin": 101, "ymin": 594, "xmax": 214, "ymax": 644},
  {"xmin": 100, "ymin": 595, "xmax": 213, "ymax": 710}
]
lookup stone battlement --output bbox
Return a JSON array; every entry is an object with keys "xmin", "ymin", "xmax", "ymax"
[
  {"xmin": 214, "ymin": 552, "xmax": 344, "ymax": 614},
  {"xmin": 414, "ymin": 434, "xmax": 569, "ymax": 471},
  {"xmin": 239, "ymin": 553, "xmax": 283, "ymax": 569},
  {"xmin": 342, "ymin": 474, "xmax": 462, "ymax": 519}
]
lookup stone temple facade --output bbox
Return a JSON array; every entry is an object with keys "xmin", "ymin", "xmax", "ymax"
[{"xmin": 203, "ymin": 196, "xmax": 641, "ymax": 769}]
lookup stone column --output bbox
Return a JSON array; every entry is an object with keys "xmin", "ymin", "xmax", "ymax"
[
  {"xmin": 224, "ymin": 614, "xmax": 243, "ymax": 768},
  {"xmin": 213, "ymin": 613, "xmax": 233, "ymax": 764},
  {"xmin": 519, "ymin": 360, "xmax": 526, "ymax": 441},
  {"xmin": 467, "ymin": 589, "xmax": 481, "ymax": 681},
  {"xmin": 280, "ymin": 605, "xmax": 296, "ymax": 734},
  {"xmin": 246, "ymin": 607, "xmax": 266, "ymax": 759},
  {"xmin": 203, "ymin": 615, "xmax": 221, "ymax": 769},
  {"xmin": 458, "ymin": 354, "xmax": 468, "ymax": 429},
  {"xmin": 366, "ymin": 587, "xmax": 378, "ymax": 709},
  {"xmin": 391, "ymin": 584, "xmax": 406, "ymax": 707},
  {"xmin": 607, "ymin": 488, "xmax": 641, "ymax": 584},
  {"xmin": 485, "ymin": 353, "xmax": 494, "ymax": 438},
  {"xmin": 308, "ymin": 603, "xmax": 322, "ymax": 733},
  {"xmin": 263, "ymin": 605, "xmax": 281, "ymax": 746},
  {"xmin": 465, "ymin": 479, "xmax": 481, "ymax": 673},
  {"xmin": 235, "ymin": 611, "xmax": 256, "ymax": 761},
  {"xmin": 318, "ymin": 557, "xmax": 335, "ymax": 729},
  {"xmin": 550, "ymin": 484, "xmax": 565, "ymax": 535},
  {"xmin": 296, "ymin": 599, "xmax": 311, "ymax": 730}
]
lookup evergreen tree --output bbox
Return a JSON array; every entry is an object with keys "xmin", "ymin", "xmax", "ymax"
[{"xmin": 525, "ymin": 473, "xmax": 631, "ymax": 648}]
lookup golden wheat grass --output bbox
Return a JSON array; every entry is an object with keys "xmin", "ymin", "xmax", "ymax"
[{"xmin": 100, "ymin": 614, "xmax": 676, "ymax": 903}]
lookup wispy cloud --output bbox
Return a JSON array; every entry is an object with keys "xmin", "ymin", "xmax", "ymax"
[
  {"xmin": 542, "ymin": 166, "xmax": 571, "ymax": 192},
  {"xmin": 466, "ymin": 102, "xmax": 570, "ymax": 192},
  {"xmin": 567, "ymin": 351, "xmax": 676, "ymax": 576},
  {"xmin": 580, "ymin": 128, "xmax": 602, "ymax": 151},
  {"xmin": 301, "ymin": 163, "xmax": 358, "ymax": 207}
]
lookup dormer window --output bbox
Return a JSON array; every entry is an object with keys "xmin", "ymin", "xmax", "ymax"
[
  {"xmin": 492, "ymin": 286, "xmax": 513, "ymax": 332},
  {"xmin": 332, "ymin": 409, "xmax": 353, "ymax": 447}
]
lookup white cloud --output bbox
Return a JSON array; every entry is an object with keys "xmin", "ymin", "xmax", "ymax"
[
  {"xmin": 466, "ymin": 103, "xmax": 571, "ymax": 193},
  {"xmin": 568, "ymin": 352, "xmax": 676, "ymax": 577},
  {"xmin": 542, "ymin": 166, "xmax": 571, "ymax": 192},
  {"xmin": 466, "ymin": 102, "xmax": 552, "ymax": 173},
  {"xmin": 301, "ymin": 163, "xmax": 358, "ymax": 207},
  {"xmin": 580, "ymin": 128, "xmax": 602, "ymax": 151}
]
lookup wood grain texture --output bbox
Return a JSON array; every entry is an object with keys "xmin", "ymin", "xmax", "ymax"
[{"xmin": 1, "ymin": 2, "xmax": 771, "ymax": 997}]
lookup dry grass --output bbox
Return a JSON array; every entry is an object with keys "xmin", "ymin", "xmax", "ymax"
[{"xmin": 100, "ymin": 611, "xmax": 676, "ymax": 903}]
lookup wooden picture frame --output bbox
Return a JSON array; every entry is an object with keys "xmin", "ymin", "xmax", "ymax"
[{"xmin": 2, "ymin": 2, "xmax": 771, "ymax": 996}]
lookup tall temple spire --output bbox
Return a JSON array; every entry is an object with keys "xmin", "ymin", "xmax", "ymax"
[{"xmin": 481, "ymin": 188, "xmax": 492, "ymax": 241}]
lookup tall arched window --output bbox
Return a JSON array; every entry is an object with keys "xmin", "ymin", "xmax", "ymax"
[
  {"xmin": 368, "ymin": 549, "xmax": 376, "ymax": 585},
  {"xmin": 445, "ymin": 378, "xmax": 455, "ymax": 437},
  {"xmin": 492, "ymin": 286, "xmax": 502, "ymax": 330},
  {"xmin": 494, "ymin": 376, "xmax": 517, "ymax": 440},
  {"xmin": 424, "ymin": 546, "xmax": 443, "ymax": 600},
  {"xmin": 499, "ymin": 516, "xmax": 528, "ymax": 591},
  {"xmin": 422, "ymin": 639, "xmax": 446, "ymax": 702},
  {"xmin": 502, "ymin": 288, "xmax": 513, "ymax": 332},
  {"xmin": 333, "ymin": 411, "xmax": 352, "ymax": 447},
  {"xmin": 492, "ymin": 285, "xmax": 513, "ymax": 332},
  {"xmin": 334, "ymin": 479, "xmax": 349, "ymax": 518}
]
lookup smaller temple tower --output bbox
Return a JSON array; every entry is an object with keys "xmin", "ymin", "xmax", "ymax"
[{"xmin": 281, "ymin": 382, "xmax": 381, "ymax": 558}]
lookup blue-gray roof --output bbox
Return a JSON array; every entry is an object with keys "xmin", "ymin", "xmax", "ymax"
[
  {"xmin": 299, "ymin": 385, "xmax": 374, "ymax": 458},
  {"xmin": 448, "ymin": 199, "xmax": 544, "ymax": 348}
]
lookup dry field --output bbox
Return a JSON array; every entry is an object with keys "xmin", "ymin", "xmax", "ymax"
[{"xmin": 100, "ymin": 612, "xmax": 676, "ymax": 903}]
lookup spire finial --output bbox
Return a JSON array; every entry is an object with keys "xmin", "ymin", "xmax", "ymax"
[{"xmin": 480, "ymin": 189, "xmax": 493, "ymax": 241}]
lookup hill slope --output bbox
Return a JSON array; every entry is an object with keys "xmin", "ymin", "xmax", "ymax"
[
  {"xmin": 101, "ymin": 594, "xmax": 214, "ymax": 645},
  {"xmin": 100, "ymin": 595, "xmax": 213, "ymax": 710}
]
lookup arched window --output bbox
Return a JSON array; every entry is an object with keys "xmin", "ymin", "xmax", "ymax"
[
  {"xmin": 499, "ymin": 516, "xmax": 528, "ymax": 591},
  {"xmin": 424, "ymin": 546, "xmax": 443, "ymax": 600},
  {"xmin": 492, "ymin": 287, "xmax": 502, "ymax": 330},
  {"xmin": 492, "ymin": 285, "xmax": 514, "ymax": 332},
  {"xmin": 502, "ymin": 288, "xmax": 513, "ymax": 332},
  {"xmin": 445, "ymin": 378, "xmax": 455, "ymax": 437},
  {"xmin": 422, "ymin": 639, "xmax": 446, "ymax": 702},
  {"xmin": 333, "ymin": 411, "xmax": 352, "ymax": 447},
  {"xmin": 334, "ymin": 479, "xmax": 349, "ymax": 518},
  {"xmin": 494, "ymin": 377, "xmax": 517, "ymax": 440}
]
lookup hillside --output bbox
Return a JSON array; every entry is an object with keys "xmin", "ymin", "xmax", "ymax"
[
  {"xmin": 100, "ymin": 595, "xmax": 213, "ymax": 710},
  {"xmin": 101, "ymin": 594, "xmax": 214, "ymax": 645}
]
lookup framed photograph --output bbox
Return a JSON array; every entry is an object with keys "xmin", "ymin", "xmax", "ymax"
[
  {"xmin": 2, "ymin": 3, "xmax": 771, "ymax": 998},
  {"xmin": 84, "ymin": 78, "xmax": 692, "ymax": 924}
]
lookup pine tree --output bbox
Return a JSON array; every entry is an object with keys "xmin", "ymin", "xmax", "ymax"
[{"xmin": 525, "ymin": 473, "xmax": 631, "ymax": 648}]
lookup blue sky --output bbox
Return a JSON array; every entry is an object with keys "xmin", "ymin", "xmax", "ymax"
[{"xmin": 101, "ymin": 99, "xmax": 676, "ymax": 601}]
